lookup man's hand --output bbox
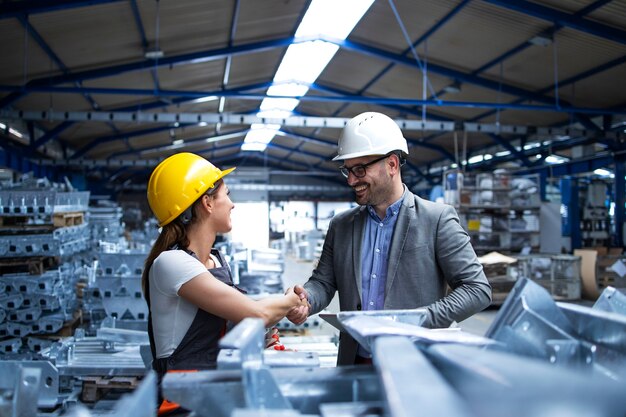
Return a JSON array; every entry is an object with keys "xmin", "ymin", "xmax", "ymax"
[{"xmin": 286, "ymin": 285, "xmax": 310, "ymax": 325}]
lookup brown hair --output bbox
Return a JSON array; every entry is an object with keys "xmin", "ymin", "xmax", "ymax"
[{"xmin": 142, "ymin": 180, "xmax": 223, "ymax": 298}]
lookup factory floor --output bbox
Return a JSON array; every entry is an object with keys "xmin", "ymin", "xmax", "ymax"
[{"xmin": 282, "ymin": 254, "xmax": 499, "ymax": 337}]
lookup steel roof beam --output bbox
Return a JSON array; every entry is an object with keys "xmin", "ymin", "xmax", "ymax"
[
  {"xmin": 0, "ymin": 37, "xmax": 297, "ymax": 109},
  {"xmin": 26, "ymin": 81, "xmax": 272, "ymax": 149},
  {"xmin": 334, "ymin": 37, "xmax": 591, "ymax": 109},
  {"xmin": 312, "ymin": 82, "xmax": 453, "ymax": 122},
  {"xmin": 474, "ymin": 0, "xmax": 612, "ymax": 74},
  {"xmin": 0, "ymin": 0, "xmax": 125, "ymax": 19},
  {"xmin": 4, "ymin": 91, "xmax": 624, "ymax": 115},
  {"xmin": 484, "ymin": 0, "xmax": 626, "ymax": 45},
  {"xmin": 488, "ymin": 133, "xmax": 531, "ymax": 166},
  {"xmin": 108, "ymin": 128, "xmax": 251, "ymax": 159},
  {"xmin": 129, "ymin": 0, "xmax": 161, "ymax": 92}
]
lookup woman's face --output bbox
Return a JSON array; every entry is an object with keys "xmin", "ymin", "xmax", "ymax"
[{"xmin": 210, "ymin": 182, "xmax": 235, "ymax": 233}]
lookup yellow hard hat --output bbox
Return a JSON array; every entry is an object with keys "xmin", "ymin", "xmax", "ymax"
[{"xmin": 147, "ymin": 153, "xmax": 235, "ymax": 227}]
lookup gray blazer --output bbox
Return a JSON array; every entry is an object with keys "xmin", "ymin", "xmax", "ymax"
[{"xmin": 304, "ymin": 189, "xmax": 492, "ymax": 365}]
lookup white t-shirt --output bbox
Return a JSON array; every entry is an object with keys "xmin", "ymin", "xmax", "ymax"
[{"xmin": 149, "ymin": 249, "xmax": 221, "ymax": 358}]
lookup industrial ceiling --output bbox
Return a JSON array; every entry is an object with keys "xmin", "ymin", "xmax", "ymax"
[{"xmin": 0, "ymin": 0, "xmax": 625, "ymax": 193}]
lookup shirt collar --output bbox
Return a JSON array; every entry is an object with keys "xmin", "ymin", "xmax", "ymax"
[{"xmin": 366, "ymin": 185, "xmax": 407, "ymax": 222}]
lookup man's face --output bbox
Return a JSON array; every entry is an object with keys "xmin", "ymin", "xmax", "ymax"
[{"xmin": 341, "ymin": 154, "xmax": 393, "ymax": 206}]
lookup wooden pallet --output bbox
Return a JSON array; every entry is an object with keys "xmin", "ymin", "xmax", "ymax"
[
  {"xmin": 597, "ymin": 275, "xmax": 626, "ymax": 290},
  {"xmin": 52, "ymin": 309, "xmax": 84, "ymax": 338},
  {"xmin": 80, "ymin": 376, "xmax": 141, "ymax": 403},
  {"xmin": 0, "ymin": 215, "xmax": 32, "ymax": 227},
  {"xmin": 0, "ymin": 256, "xmax": 59, "ymax": 275},
  {"xmin": 53, "ymin": 212, "xmax": 84, "ymax": 227}
]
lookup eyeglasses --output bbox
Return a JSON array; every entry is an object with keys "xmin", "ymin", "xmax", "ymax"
[{"xmin": 339, "ymin": 155, "xmax": 389, "ymax": 178}]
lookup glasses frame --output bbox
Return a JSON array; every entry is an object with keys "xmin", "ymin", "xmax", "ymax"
[{"xmin": 339, "ymin": 154, "xmax": 389, "ymax": 179}]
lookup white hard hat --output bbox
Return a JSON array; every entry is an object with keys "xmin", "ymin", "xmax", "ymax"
[{"xmin": 333, "ymin": 112, "xmax": 409, "ymax": 161}]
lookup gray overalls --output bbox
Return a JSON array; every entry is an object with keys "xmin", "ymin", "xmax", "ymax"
[{"xmin": 146, "ymin": 248, "xmax": 243, "ymax": 379}]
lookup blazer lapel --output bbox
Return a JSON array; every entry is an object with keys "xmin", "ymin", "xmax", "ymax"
[
  {"xmin": 385, "ymin": 192, "xmax": 415, "ymax": 299},
  {"xmin": 352, "ymin": 207, "xmax": 366, "ymax": 301}
]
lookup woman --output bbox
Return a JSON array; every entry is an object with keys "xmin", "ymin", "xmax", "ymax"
[{"xmin": 142, "ymin": 152, "xmax": 302, "ymax": 376}]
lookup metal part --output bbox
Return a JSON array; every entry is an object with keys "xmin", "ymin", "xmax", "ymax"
[
  {"xmin": 219, "ymin": 318, "xmax": 291, "ymax": 410},
  {"xmin": 425, "ymin": 344, "xmax": 626, "ymax": 417},
  {"xmin": 61, "ymin": 371, "xmax": 157, "ymax": 417},
  {"xmin": 0, "ymin": 362, "xmax": 41, "ymax": 417},
  {"xmin": 593, "ymin": 286, "xmax": 626, "ymax": 315},
  {"xmin": 0, "ymin": 190, "xmax": 88, "ymax": 215},
  {"xmin": 0, "ymin": 361, "xmax": 59, "ymax": 409},
  {"xmin": 340, "ymin": 314, "xmax": 495, "ymax": 354},
  {"xmin": 373, "ymin": 336, "xmax": 473, "ymax": 417},
  {"xmin": 486, "ymin": 278, "xmax": 626, "ymax": 379},
  {"xmin": 218, "ymin": 349, "xmax": 320, "ymax": 370}
]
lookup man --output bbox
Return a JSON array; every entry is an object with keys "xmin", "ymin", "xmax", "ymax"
[{"xmin": 287, "ymin": 111, "xmax": 492, "ymax": 366}]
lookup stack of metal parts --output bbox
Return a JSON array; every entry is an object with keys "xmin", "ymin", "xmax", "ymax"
[
  {"xmin": 0, "ymin": 179, "xmax": 90, "ymax": 360},
  {"xmin": 0, "ymin": 264, "xmax": 86, "ymax": 358},
  {"xmin": 87, "ymin": 200, "xmax": 126, "ymax": 249},
  {"xmin": 509, "ymin": 254, "xmax": 582, "ymax": 300},
  {"xmin": 0, "ymin": 190, "xmax": 90, "ymax": 259},
  {"xmin": 232, "ymin": 247, "xmax": 285, "ymax": 296},
  {"xmin": 82, "ymin": 252, "xmax": 149, "ymax": 332},
  {"xmin": 1, "ymin": 278, "xmax": 625, "ymax": 416},
  {"xmin": 0, "ymin": 324, "xmax": 151, "ymax": 415},
  {"xmin": 161, "ymin": 279, "xmax": 625, "ymax": 417}
]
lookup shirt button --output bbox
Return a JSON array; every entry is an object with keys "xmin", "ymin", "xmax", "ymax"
[
  {"xmin": 372, "ymin": 274, "xmax": 376, "ymax": 279},
  {"xmin": 375, "ymin": 248, "xmax": 380, "ymax": 253},
  {"xmin": 379, "ymin": 223, "xmax": 383, "ymax": 227},
  {"xmin": 369, "ymin": 301, "xmax": 374, "ymax": 306}
]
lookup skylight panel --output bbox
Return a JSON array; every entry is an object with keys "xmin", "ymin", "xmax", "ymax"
[{"xmin": 242, "ymin": 0, "xmax": 374, "ymax": 152}]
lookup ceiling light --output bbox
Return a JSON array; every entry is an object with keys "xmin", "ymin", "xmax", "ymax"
[
  {"xmin": 8, "ymin": 127, "xmax": 23, "ymax": 138},
  {"xmin": 242, "ymin": 124, "xmax": 281, "ymax": 151},
  {"xmin": 468, "ymin": 155, "xmax": 483, "ymax": 164},
  {"xmin": 443, "ymin": 80, "xmax": 461, "ymax": 94},
  {"xmin": 192, "ymin": 95, "xmax": 218, "ymax": 104},
  {"xmin": 545, "ymin": 154, "xmax": 569, "ymax": 164},
  {"xmin": 242, "ymin": 0, "xmax": 375, "ymax": 152},
  {"xmin": 144, "ymin": 49, "xmax": 164, "ymax": 60},
  {"xmin": 528, "ymin": 33, "xmax": 552, "ymax": 47},
  {"xmin": 594, "ymin": 168, "xmax": 613, "ymax": 177}
]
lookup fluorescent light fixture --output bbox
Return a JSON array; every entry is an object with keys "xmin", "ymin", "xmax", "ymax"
[
  {"xmin": 545, "ymin": 155, "xmax": 568, "ymax": 164},
  {"xmin": 242, "ymin": 0, "xmax": 374, "ymax": 152},
  {"xmin": 468, "ymin": 155, "xmax": 483, "ymax": 164},
  {"xmin": 594, "ymin": 168, "xmax": 613, "ymax": 177},
  {"xmin": 9, "ymin": 127, "xmax": 23, "ymax": 138},
  {"xmin": 443, "ymin": 80, "xmax": 462, "ymax": 94},
  {"xmin": 241, "ymin": 123, "xmax": 281, "ymax": 151},
  {"xmin": 535, "ymin": 154, "xmax": 542, "ymax": 159},
  {"xmin": 495, "ymin": 150, "xmax": 511, "ymax": 157},
  {"xmin": 172, "ymin": 139, "xmax": 184, "ymax": 146},
  {"xmin": 528, "ymin": 34, "xmax": 552, "ymax": 47},
  {"xmin": 483, "ymin": 154, "xmax": 493, "ymax": 161},
  {"xmin": 144, "ymin": 49, "xmax": 164, "ymax": 60},
  {"xmin": 523, "ymin": 142, "xmax": 540, "ymax": 150},
  {"xmin": 192, "ymin": 95, "xmax": 218, "ymax": 104},
  {"xmin": 198, "ymin": 122, "xmax": 208, "ymax": 127},
  {"xmin": 0, "ymin": 122, "xmax": 5, "ymax": 129},
  {"xmin": 295, "ymin": 0, "xmax": 375, "ymax": 39}
]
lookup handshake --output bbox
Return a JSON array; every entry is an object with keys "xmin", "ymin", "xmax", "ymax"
[{"xmin": 286, "ymin": 285, "xmax": 310, "ymax": 325}]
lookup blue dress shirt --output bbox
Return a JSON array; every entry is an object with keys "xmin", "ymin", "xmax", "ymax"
[{"xmin": 357, "ymin": 187, "xmax": 406, "ymax": 357}]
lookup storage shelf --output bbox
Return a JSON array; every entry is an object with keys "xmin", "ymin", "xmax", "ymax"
[{"xmin": 445, "ymin": 171, "xmax": 541, "ymax": 255}]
